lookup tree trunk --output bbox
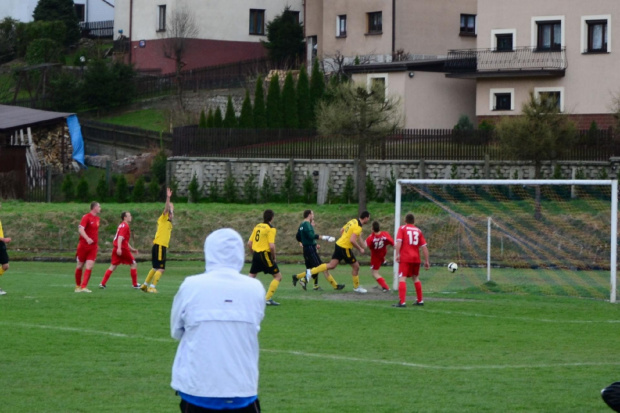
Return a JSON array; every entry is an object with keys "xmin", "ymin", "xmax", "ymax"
[{"xmin": 357, "ymin": 140, "xmax": 367, "ymax": 215}]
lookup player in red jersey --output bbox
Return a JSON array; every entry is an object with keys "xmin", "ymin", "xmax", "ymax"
[
  {"xmin": 99, "ymin": 211, "xmax": 140, "ymax": 289},
  {"xmin": 74, "ymin": 201, "xmax": 101, "ymax": 293},
  {"xmin": 365, "ymin": 221, "xmax": 393, "ymax": 292},
  {"xmin": 393, "ymin": 213, "xmax": 430, "ymax": 307}
]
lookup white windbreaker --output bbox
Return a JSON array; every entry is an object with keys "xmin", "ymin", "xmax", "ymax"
[{"xmin": 170, "ymin": 228, "xmax": 266, "ymax": 398}]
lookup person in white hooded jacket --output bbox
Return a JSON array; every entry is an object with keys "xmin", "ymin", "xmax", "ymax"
[{"xmin": 171, "ymin": 228, "xmax": 266, "ymax": 412}]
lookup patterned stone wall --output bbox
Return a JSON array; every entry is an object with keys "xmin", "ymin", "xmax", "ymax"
[{"xmin": 169, "ymin": 157, "xmax": 618, "ymax": 201}]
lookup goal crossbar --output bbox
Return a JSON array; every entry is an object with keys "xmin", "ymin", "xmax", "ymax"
[{"xmin": 394, "ymin": 179, "xmax": 618, "ymax": 303}]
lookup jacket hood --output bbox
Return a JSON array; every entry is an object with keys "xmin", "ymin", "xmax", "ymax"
[{"xmin": 204, "ymin": 228, "xmax": 245, "ymax": 273}]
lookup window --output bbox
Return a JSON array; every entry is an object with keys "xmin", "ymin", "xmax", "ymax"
[
  {"xmin": 535, "ymin": 87, "xmax": 564, "ymax": 112},
  {"xmin": 337, "ymin": 15, "xmax": 347, "ymax": 37},
  {"xmin": 75, "ymin": 4, "xmax": 85, "ymax": 22},
  {"xmin": 537, "ymin": 20, "xmax": 561, "ymax": 50},
  {"xmin": 496, "ymin": 34, "xmax": 513, "ymax": 51},
  {"xmin": 587, "ymin": 20, "xmax": 608, "ymax": 52},
  {"xmin": 460, "ymin": 14, "xmax": 476, "ymax": 35},
  {"xmin": 367, "ymin": 12, "xmax": 382, "ymax": 34},
  {"xmin": 157, "ymin": 5, "xmax": 166, "ymax": 32},
  {"xmin": 249, "ymin": 9, "xmax": 265, "ymax": 35},
  {"xmin": 490, "ymin": 88, "xmax": 514, "ymax": 111}
]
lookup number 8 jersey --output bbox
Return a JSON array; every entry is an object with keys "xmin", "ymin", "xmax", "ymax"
[{"xmin": 396, "ymin": 224, "xmax": 427, "ymax": 263}]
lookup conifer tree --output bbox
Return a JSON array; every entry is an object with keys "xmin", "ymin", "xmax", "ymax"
[
  {"xmin": 297, "ymin": 65, "xmax": 312, "ymax": 129},
  {"xmin": 266, "ymin": 74, "xmax": 282, "ymax": 128},
  {"xmin": 206, "ymin": 108, "xmax": 215, "ymax": 128},
  {"xmin": 281, "ymin": 71, "xmax": 299, "ymax": 128},
  {"xmin": 223, "ymin": 96, "xmax": 237, "ymax": 128},
  {"xmin": 310, "ymin": 59, "xmax": 325, "ymax": 127},
  {"xmin": 214, "ymin": 107, "xmax": 223, "ymax": 127},
  {"xmin": 239, "ymin": 89, "xmax": 254, "ymax": 128},
  {"xmin": 199, "ymin": 109, "xmax": 207, "ymax": 128},
  {"xmin": 33, "ymin": 0, "xmax": 80, "ymax": 46},
  {"xmin": 253, "ymin": 77, "xmax": 267, "ymax": 128}
]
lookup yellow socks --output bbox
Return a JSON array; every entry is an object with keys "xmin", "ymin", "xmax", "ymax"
[
  {"xmin": 0, "ymin": 267, "xmax": 4, "ymax": 276},
  {"xmin": 311, "ymin": 263, "xmax": 327, "ymax": 275},
  {"xmin": 145, "ymin": 269, "xmax": 157, "ymax": 285},
  {"xmin": 153, "ymin": 270, "xmax": 163, "ymax": 286},
  {"xmin": 266, "ymin": 279, "xmax": 280, "ymax": 300},
  {"xmin": 353, "ymin": 275, "xmax": 360, "ymax": 289},
  {"xmin": 326, "ymin": 275, "xmax": 338, "ymax": 288}
]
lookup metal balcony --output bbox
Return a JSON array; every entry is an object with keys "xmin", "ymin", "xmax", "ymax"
[{"xmin": 445, "ymin": 46, "xmax": 566, "ymax": 78}]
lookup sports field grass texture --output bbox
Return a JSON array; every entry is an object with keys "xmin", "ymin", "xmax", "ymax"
[{"xmin": 1, "ymin": 261, "xmax": 619, "ymax": 412}]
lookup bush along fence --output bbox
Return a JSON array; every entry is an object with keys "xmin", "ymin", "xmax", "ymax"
[{"xmin": 173, "ymin": 127, "xmax": 619, "ymax": 161}]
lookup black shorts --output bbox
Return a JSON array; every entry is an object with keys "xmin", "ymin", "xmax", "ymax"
[
  {"xmin": 303, "ymin": 245, "xmax": 322, "ymax": 269},
  {"xmin": 151, "ymin": 244, "xmax": 167, "ymax": 270},
  {"xmin": 0, "ymin": 241, "xmax": 8, "ymax": 265},
  {"xmin": 332, "ymin": 244, "xmax": 357, "ymax": 264},
  {"xmin": 180, "ymin": 398, "xmax": 261, "ymax": 412},
  {"xmin": 249, "ymin": 251, "xmax": 279, "ymax": 275}
]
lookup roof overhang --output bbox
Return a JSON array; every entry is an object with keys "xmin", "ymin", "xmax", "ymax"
[
  {"xmin": 446, "ymin": 69, "xmax": 566, "ymax": 79},
  {"xmin": 0, "ymin": 105, "xmax": 74, "ymax": 133},
  {"xmin": 343, "ymin": 58, "xmax": 449, "ymax": 75}
]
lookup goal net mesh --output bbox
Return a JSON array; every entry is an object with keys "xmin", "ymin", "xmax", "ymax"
[{"xmin": 396, "ymin": 180, "xmax": 616, "ymax": 301}]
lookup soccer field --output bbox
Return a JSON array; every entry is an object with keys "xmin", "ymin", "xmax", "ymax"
[{"xmin": 1, "ymin": 261, "xmax": 619, "ymax": 412}]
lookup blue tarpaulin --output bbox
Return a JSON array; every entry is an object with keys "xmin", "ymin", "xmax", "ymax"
[{"xmin": 67, "ymin": 115, "xmax": 85, "ymax": 167}]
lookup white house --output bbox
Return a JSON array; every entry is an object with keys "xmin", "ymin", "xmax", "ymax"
[{"xmin": 1, "ymin": 0, "xmax": 114, "ymax": 23}]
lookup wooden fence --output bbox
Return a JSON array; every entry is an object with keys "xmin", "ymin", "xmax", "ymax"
[
  {"xmin": 172, "ymin": 127, "xmax": 619, "ymax": 161},
  {"xmin": 81, "ymin": 120, "xmax": 172, "ymax": 152}
]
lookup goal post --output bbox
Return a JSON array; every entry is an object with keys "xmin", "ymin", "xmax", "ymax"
[{"xmin": 394, "ymin": 179, "xmax": 618, "ymax": 303}]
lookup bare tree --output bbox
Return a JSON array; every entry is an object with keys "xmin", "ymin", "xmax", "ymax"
[
  {"xmin": 160, "ymin": 6, "xmax": 198, "ymax": 105},
  {"xmin": 316, "ymin": 81, "xmax": 402, "ymax": 214}
]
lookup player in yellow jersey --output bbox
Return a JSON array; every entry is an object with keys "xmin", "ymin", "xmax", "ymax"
[
  {"xmin": 140, "ymin": 188, "xmax": 174, "ymax": 293},
  {"xmin": 248, "ymin": 209, "xmax": 282, "ymax": 306},
  {"xmin": 0, "ymin": 203, "xmax": 11, "ymax": 296},
  {"xmin": 303, "ymin": 211, "xmax": 371, "ymax": 293}
]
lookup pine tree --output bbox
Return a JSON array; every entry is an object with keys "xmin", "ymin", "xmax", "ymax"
[
  {"xmin": 223, "ymin": 96, "xmax": 237, "ymax": 128},
  {"xmin": 253, "ymin": 77, "xmax": 267, "ymax": 128},
  {"xmin": 214, "ymin": 107, "xmax": 223, "ymax": 127},
  {"xmin": 281, "ymin": 71, "xmax": 299, "ymax": 128},
  {"xmin": 266, "ymin": 74, "xmax": 282, "ymax": 128},
  {"xmin": 310, "ymin": 59, "xmax": 325, "ymax": 128},
  {"xmin": 297, "ymin": 65, "xmax": 312, "ymax": 129},
  {"xmin": 33, "ymin": 0, "xmax": 80, "ymax": 46},
  {"xmin": 206, "ymin": 108, "xmax": 215, "ymax": 128},
  {"xmin": 239, "ymin": 89, "xmax": 254, "ymax": 128},
  {"xmin": 198, "ymin": 109, "xmax": 207, "ymax": 128}
]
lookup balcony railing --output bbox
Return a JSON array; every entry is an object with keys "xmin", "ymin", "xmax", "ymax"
[{"xmin": 445, "ymin": 46, "xmax": 566, "ymax": 77}]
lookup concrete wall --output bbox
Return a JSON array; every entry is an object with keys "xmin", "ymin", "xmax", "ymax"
[{"xmin": 169, "ymin": 157, "xmax": 615, "ymax": 201}]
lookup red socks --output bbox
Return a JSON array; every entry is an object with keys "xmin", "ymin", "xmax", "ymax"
[
  {"xmin": 101, "ymin": 269, "xmax": 112, "ymax": 286},
  {"xmin": 398, "ymin": 281, "xmax": 407, "ymax": 304},
  {"xmin": 80, "ymin": 269, "xmax": 92, "ymax": 289},
  {"xmin": 130, "ymin": 268, "xmax": 138, "ymax": 286},
  {"xmin": 415, "ymin": 280, "xmax": 423, "ymax": 303},
  {"xmin": 376, "ymin": 277, "xmax": 390, "ymax": 290},
  {"xmin": 75, "ymin": 268, "xmax": 83, "ymax": 286}
]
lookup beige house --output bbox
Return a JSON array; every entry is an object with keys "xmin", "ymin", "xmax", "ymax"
[
  {"xmin": 113, "ymin": 0, "xmax": 303, "ymax": 73},
  {"xmin": 305, "ymin": 0, "xmax": 478, "ymax": 129},
  {"xmin": 454, "ymin": 0, "xmax": 617, "ymax": 129}
]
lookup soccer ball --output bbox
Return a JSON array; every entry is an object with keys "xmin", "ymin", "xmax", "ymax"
[{"xmin": 448, "ymin": 262, "xmax": 458, "ymax": 273}]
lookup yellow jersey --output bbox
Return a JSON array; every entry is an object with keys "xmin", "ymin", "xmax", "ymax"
[
  {"xmin": 336, "ymin": 218, "xmax": 363, "ymax": 249},
  {"xmin": 249, "ymin": 223, "xmax": 276, "ymax": 253},
  {"xmin": 0, "ymin": 220, "xmax": 3, "ymax": 239},
  {"xmin": 153, "ymin": 212, "xmax": 173, "ymax": 248}
]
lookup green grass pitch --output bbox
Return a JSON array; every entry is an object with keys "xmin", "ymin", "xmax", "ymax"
[{"xmin": 1, "ymin": 261, "xmax": 619, "ymax": 412}]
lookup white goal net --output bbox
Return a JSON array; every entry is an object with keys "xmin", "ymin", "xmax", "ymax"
[{"xmin": 394, "ymin": 179, "xmax": 618, "ymax": 302}]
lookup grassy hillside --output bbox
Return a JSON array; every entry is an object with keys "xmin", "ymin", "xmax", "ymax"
[{"xmin": 0, "ymin": 201, "xmax": 397, "ymax": 262}]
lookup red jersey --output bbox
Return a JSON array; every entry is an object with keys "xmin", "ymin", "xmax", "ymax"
[
  {"xmin": 113, "ymin": 222, "xmax": 131, "ymax": 250},
  {"xmin": 78, "ymin": 213, "xmax": 100, "ymax": 246},
  {"xmin": 365, "ymin": 231, "xmax": 394, "ymax": 261},
  {"xmin": 396, "ymin": 224, "xmax": 427, "ymax": 263}
]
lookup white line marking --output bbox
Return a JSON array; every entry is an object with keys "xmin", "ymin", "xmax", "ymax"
[{"xmin": 2, "ymin": 321, "xmax": 618, "ymax": 371}]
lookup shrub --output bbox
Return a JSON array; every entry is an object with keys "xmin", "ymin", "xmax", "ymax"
[
  {"xmin": 151, "ymin": 150, "xmax": 167, "ymax": 184},
  {"xmin": 148, "ymin": 179, "xmax": 160, "ymax": 202},
  {"xmin": 454, "ymin": 114, "xmax": 474, "ymax": 131},
  {"xmin": 48, "ymin": 70, "xmax": 82, "ymax": 112},
  {"xmin": 243, "ymin": 173, "xmax": 258, "ymax": 203},
  {"xmin": 365, "ymin": 174, "xmax": 376, "ymax": 202},
  {"xmin": 131, "ymin": 177, "xmax": 146, "ymax": 202},
  {"xmin": 188, "ymin": 174, "xmax": 200, "ymax": 203},
  {"xmin": 223, "ymin": 96, "xmax": 237, "ymax": 128},
  {"xmin": 95, "ymin": 174, "xmax": 109, "ymax": 201},
  {"xmin": 341, "ymin": 174, "xmax": 355, "ymax": 204},
  {"xmin": 198, "ymin": 110, "xmax": 207, "ymax": 128},
  {"xmin": 281, "ymin": 165, "xmax": 296, "ymax": 203},
  {"xmin": 302, "ymin": 172, "xmax": 315, "ymax": 203},
  {"xmin": 259, "ymin": 175, "xmax": 275, "ymax": 203},
  {"xmin": 478, "ymin": 120, "xmax": 495, "ymax": 131},
  {"xmin": 223, "ymin": 173, "xmax": 237, "ymax": 203},
  {"xmin": 208, "ymin": 181, "xmax": 219, "ymax": 202},
  {"xmin": 61, "ymin": 174, "xmax": 74, "ymax": 201},
  {"xmin": 76, "ymin": 176, "xmax": 89, "ymax": 202},
  {"xmin": 383, "ymin": 169, "xmax": 396, "ymax": 202},
  {"xmin": 115, "ymin": 174, "xmax": 129, "ymax": 203},
  {"xmin": 25, "ymin": 38, "xmax": 63, "ymax": 65}
]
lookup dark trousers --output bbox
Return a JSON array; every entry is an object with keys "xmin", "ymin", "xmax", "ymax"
[{"xmin": 180, "ymin": 398, "xmax": 261, "ymax": 413}]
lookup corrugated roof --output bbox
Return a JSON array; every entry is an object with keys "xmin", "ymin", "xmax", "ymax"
[{"xmin": 0, "ymin": 105, "xmax": 74, "ymax": 132}]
